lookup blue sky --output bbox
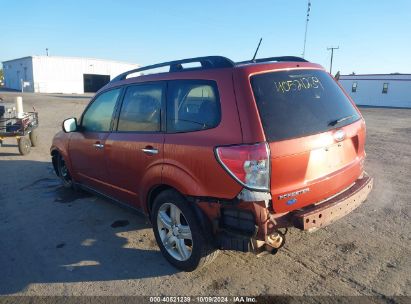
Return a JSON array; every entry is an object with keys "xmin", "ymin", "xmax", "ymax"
[{"xmin": 1, "ymin": 0, "xmax": 410, "ymax": 74}]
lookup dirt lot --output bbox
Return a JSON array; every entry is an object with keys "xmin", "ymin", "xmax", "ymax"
[{"xmin": 0, "ymin": 91, "xmax": 410, "ymax": 297}]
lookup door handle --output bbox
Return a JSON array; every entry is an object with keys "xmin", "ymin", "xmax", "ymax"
[
  {"xmin": 142, "ymin": 147, "xmax": 159, "ymax": 155},
  {"xmin": 93, "ymin": 143, "xmax": 105, "ymax": 149}
]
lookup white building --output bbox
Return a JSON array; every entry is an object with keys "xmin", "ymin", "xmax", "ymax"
[
  {"xmin": 339, "ymin": 74, "xmax": 411, "ymax": 108},
  {"xmin": 2, "ymin": 56, "xmax": 138, "ymax": 94}
]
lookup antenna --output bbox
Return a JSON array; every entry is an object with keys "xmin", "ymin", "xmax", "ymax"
[
  {"xmin": 252, "ymin": 38, "xmax": 263, "ymax": 62},
  {"xmin": 302, "ymin": 0, "xmax": 311, "ymax": 58}
]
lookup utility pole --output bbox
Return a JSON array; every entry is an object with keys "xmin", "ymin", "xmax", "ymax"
[
  {"xmin": 327, "ymin": 46, "xmax": 339, "ymax": 74},
  {"xmin": 302, "ymin": 0, "xmax": 311, "ymax": 58},
  {"xmin": 46, "ymin": 48, "xmax": 49, "ymax": 56}
]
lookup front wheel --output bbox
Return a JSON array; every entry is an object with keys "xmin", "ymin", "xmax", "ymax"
[
  {"xmin": 57, "ymin": 154, "xmax": 73, "ymax": 188},
  {"xmin": 152, "ymin": 190, "xmax": 218, "ymax": 271}
]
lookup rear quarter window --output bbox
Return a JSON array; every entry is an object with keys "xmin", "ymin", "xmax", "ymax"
[
  {"xmin": 250, "ymin": 69, "xmax": 360, "ymax": 142},
  {"xmin": 166, "ymin": 80, "xmax": 221, "ymax": 133}
]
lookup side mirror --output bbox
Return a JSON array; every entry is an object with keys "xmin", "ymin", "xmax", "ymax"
[{"xmin": 62, "ymin": 117, "xmax": 78, "ymax": 133}]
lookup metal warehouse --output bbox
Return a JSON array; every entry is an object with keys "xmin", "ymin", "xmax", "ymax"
[
  {"xmin": 2, "ymin": 56, "xmax": 138, "ymax": 94},
  {"xmin": 339, "ymin": 74, "xmax": 411, "ymax": 108}
]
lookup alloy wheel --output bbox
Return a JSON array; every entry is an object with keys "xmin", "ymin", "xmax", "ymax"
[{"xmin": 157, "ymin": 202, "xmax": 193, "ymax": 261}]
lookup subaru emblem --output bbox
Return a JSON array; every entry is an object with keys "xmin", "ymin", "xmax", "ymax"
[
  {"xmin": 334, "ymin": 129, "xmax": 345, "ymax": 142},
  {"xmin": 286, "ymin": 198, "xmax": 297, "ymax": 205}
]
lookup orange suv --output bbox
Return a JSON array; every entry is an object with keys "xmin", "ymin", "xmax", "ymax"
[{"xmin": 51, "ymin": 56, "xmax": 373, "ymax": 271}]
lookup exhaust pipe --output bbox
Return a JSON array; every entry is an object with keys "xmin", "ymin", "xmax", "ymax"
[
  {"xmin": 255, "ymin": 229, "xmax": 287, "ymax": 257},
  {"xmin": 265, "ymin": 231, "xmax": 286, "ymax": 254}
]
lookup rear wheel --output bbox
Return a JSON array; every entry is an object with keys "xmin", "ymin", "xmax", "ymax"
[
  {"xmin": 57, "ymin": 154, "xmax": 73, "ymax": 188},
  {"xmin": 152, "ymin": 190, "xmax": 218, "ymax": 271},
  {"xmin": 18, "ymin": 137, "xmax": 31, "ymax": 155},
  {"xmin": 29, "ymin": 129, "xmax": 39, "ymax": 147}
]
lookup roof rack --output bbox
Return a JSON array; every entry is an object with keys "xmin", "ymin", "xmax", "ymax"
[
  {"xmin": 236, "ymin": 56, "xmax": 308, "ymax": 64},
  {"xmin": 110, "ymin": 55, "xmax": 309, "ymax": 83},
  {"xmin": 111, "ymin": 56, "xmax": 235, "ymax": 82}
]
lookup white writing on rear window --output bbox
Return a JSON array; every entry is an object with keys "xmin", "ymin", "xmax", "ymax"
[{"xmin": 273, "ymin": 76, "xmax": 324, "ymax": 93}]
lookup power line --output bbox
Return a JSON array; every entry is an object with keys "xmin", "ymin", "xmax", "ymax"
[
  {"xmin": 327, "ymin": 46, "xmax": 339, "ymax": 74},
  {"xmin": 302, "ymin": 0, "xmax": 311, "ymax": 58}
]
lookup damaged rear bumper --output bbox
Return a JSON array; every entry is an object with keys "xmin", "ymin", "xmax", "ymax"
[
  {"xmin": 214, "ymin": 173, "xmax": 373, "ymax": 253},
  {"xmin": 291, "ymin": 173, "xmax": 373, "ymax": 230}
]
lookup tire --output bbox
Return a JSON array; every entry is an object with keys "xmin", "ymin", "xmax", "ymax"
[
  {"xmin": 151, "ymin": 189, "xmax": 219, "ymax": 271},
  {"xmin": 57, "ymin": 153, "xmax": 73, "ymax": 189},
  {"xmin": 29, "ymin": 129, "xmax": 39, "ymax": 147},
  {"xmin": 18, "ymin": 137, "xmax": 31, "ymax": 155}
]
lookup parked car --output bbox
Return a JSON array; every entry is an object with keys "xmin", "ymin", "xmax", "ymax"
[{"xmin": 51, "ymin": 56, "xmax": 373, "ymax": 271}]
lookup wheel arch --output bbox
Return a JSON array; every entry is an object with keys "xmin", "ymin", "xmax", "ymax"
[
  {"xmin": 50, "ymin": 148, "xmax": 61, "ymax": 176},
  {"xmin": 50, "ymin": 147, "xmax": 72, "ymax": 178},
  {"xmin": 146, "ymin": 184, "xmax": 174, "ymax": 216},
  {"xmin": 146, "ymin": 184, "xmax": 214, "ymax": 244}
]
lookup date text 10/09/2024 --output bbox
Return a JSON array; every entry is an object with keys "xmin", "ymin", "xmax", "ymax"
[{"xmin": 149, "ymin": 296, "xmax": 257, "ymax": 303}]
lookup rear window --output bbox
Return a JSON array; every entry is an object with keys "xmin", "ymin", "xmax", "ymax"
[{"xmin": 250, "ymin": 69, "xmax": 360, "ymax": 142}]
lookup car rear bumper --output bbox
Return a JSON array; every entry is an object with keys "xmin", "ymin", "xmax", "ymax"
[
  {"xmin": 214, "ymin": 172, "xmax": 373, "ymax": 253},
  {"xmin": 290, "ymin": 173, "xmax": 373, "ymax": 230}
]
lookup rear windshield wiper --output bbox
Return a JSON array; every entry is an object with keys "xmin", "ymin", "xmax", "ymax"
[{"xmin": 328, "ymin": 115, "xmax": 355, "ymax": 126}]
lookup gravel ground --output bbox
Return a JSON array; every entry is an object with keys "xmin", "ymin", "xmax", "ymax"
[{"xmin": 0, "ymin": 91, "xmax": 410, "ymax": 297}]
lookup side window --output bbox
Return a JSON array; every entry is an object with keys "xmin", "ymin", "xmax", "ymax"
[
  {"xmin": 82, "ymin": 88, "xmax": 121, "ymax": 132},
  {"xmin": 167, "ymin": 80, "xmax": 221, "ymax": 133},
  {"xmin": 117, "ymin": 84, "xmax": 162, "ymax": 132},
  {"xmin": 382, "ymin": 83, "xmax": 389, "ymax": 94},
  {"xmin": 352, "ymin": 82, "xmax": 357, "ymax": 93}
]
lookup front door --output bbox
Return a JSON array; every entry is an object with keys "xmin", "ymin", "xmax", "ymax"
[
  {"xmin": 69, "ymin": 88, "xmax": 122, "ymax": 193},
  {"xmin": 105, "ymin": 83, "xmax": 165, "ymax": 208}
]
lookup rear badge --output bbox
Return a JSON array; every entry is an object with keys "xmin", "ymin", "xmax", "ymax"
[
  {"xmin": 286, "ymin": 198, "xmax": 297, "ymax": 205},
  {"xmin": 334, "ymin": 129, "xmax": 346, "ymax": 142},
  {"xmin": 278, "ymin": 187, "xmax": 310, "ymax": 200}
]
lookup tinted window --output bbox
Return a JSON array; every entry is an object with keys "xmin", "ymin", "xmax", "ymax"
[
  {"xmin": 251, "ymin": 70, "xmax": 360, "ymax": 142},
  {"xmin": 167, "ymin": 80, "xmax": 220, "ymax": 133},
  {"xmin": 117, "ymin": 84, "xmax": 163, "ymax": 132},
  {"xmin": 82, "ymin": 88, "xmax": 120, "ymax": 132}
]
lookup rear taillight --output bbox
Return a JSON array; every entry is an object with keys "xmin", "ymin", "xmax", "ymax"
[{"xmin": 215, "ymin": 142, "xmax": 270, "ymax": 191}]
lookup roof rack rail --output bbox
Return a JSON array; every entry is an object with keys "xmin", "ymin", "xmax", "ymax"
[
  {"xmin": 111, "ymin": 56, "xmax": 235, "ymax": 82},
  {"xmin": 236, "ymin": 56, "xmax": 308, "ymax": 65}
]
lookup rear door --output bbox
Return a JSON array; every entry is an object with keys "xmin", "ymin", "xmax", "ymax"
[
  {"xmin": 250, "ymin": 69, "xmax": 365, "ymax": 213},
  {"xmin": 69, "ymin": 88, "xmax": 121, "ymax": 192},
  {"xmin": 104, "ymin": 83, "xmax": 165, "ymax": 208},
  {"xmin": 163, "ymin": 79, "xmax": 243, "ymax": 199}
]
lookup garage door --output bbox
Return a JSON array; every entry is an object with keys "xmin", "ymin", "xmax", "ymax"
[{"xmin": 83, "ymin": 74, "xmax": 111, "ymax": 93}]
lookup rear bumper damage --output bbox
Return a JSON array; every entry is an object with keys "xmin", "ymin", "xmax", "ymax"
[
  {"xmin": 215, "ymin": 173, "xmax": 373, "ymax": 253},
  {"xmin": 291, "ymin": 173, "xmax": 373, "ymax": 230}
]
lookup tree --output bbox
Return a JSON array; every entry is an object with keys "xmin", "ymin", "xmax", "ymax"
[{"xmin": 0, "ymin": 68, "xmax": 3, "ymax": 85}]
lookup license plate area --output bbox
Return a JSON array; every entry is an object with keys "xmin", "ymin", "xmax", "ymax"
[{"xmin": 306, "ymin": 141, "xmax": 354, "ymax": 181}]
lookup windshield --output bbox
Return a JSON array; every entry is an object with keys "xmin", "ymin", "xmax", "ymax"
[{"xmin": 250, "ymin": 69, "xmax": 360, "ymax": 142}]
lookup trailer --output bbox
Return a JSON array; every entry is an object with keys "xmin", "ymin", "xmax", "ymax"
[{"xmin": 0, "ymin": 103, "xmax": 39, "ymax": 155}]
